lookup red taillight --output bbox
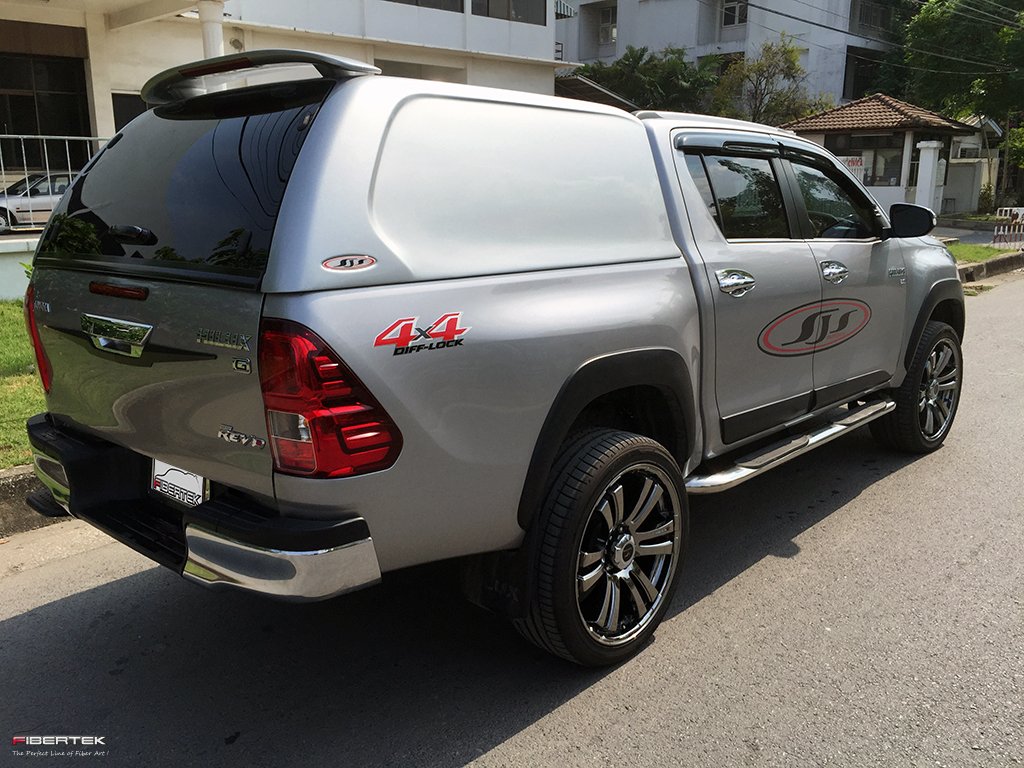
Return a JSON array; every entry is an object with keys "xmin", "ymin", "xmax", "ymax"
[
  {"xmin": 258, "ymin": 318, "xmax": 402, "ymax": 478},
  {"xmin": 23, "ymin": 285, "xmax": 53, "ymax": 393}
]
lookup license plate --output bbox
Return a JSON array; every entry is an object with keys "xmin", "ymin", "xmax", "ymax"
[{"xmin": 151, "ymin": 459, "xmax": 207, "ymax": 508}]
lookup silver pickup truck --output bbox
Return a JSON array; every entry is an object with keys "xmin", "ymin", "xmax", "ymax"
[{"xmin": 24, "ymin": 50, "xmax": 964, "ymax": 666}]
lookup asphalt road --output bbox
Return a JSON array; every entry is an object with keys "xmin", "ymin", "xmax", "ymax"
[
  {"xmin": 933, "ymin": 226, "xmax": 1001, "ymax": 246},
  {"xmin": 2, "ymin": 276, "xmax": 1022, "ymax": 768}
]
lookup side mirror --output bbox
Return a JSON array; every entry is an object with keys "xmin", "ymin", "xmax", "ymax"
[{"xmin": 889, "ymin": 203, "xmax": 935, "ymax": 238}]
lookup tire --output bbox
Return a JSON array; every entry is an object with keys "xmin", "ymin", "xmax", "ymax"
[
  {"xmin": 0, "ymin": 208, "xmax": 13, "ymax": 234},
  {"xmin": 870, "ymin": 320, "xmax": 963, "ymax": 453},
  {"xmin": 514, "ymin": 430, "xmax": 688, "ymax": 666}
]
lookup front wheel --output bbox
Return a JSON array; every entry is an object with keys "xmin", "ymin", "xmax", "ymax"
[
  {"xmin": 514, "ymin": 430, "xmax": 687, "ymax": 666},
  {"xmin": 870, "ymin": 320, "xmax": 963, "ymax": 453},
  {"xmin": 0, "ymin": 208, "xmax": 14, "ymax": 234}
]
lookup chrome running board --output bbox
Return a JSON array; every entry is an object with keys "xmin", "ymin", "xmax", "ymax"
[{"xmin": 686, "ymin": 398, "xmax": 896, "ymax": 494}]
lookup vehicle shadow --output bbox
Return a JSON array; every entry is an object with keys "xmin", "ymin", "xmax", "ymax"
[
  {"xmin": 672, "ymin": 429, "xmax": 919, "ymax": 618},
  {"xmin": 0, "ymin": 431, "xmax": 918, "ymax": 768}
]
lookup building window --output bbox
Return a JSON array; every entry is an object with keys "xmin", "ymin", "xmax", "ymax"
[
  {"xmin": 701, "ymin": 52, "xmax": 743, "ymax": 78},
  {"xmin": 599, "ymin": 6, "xmax": 617, "ymax": 44},
  {"xmin": 843, "ymin": 47, "xmax": 883, "ymax": 100},
  {"xmin": 824, "ymin": 133, "xmax": 905, "ymax": 187},
  {"xmin": 0, "ymin": 53, "xmax": 89, "ymax": 170},
  {"xmin": 850, "ymin": 0, "xmax": 891, "ymax": 35},
  {"xmin": 472, "ymin": 0, "xmax": 546, "ymax": 25},
  {"xmin": 388, "ymin": 0, "xmax": 463, "ymax": 13},
  {"xmin": 722, "ymin": 1, "xmax": 748, "ymax": 27}
]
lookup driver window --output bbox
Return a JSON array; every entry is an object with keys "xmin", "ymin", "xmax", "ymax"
[{"xmin": 791, "ymin": 161, "xmax": 878, "ymax": 239}]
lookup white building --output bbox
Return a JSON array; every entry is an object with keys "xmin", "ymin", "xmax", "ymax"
[
  {"xmin": 556, "ymin": 0, "xmax": 895, "ymax": 106},
  {"xmin": 0, "ymin": 0, "xmax": 567, "ymax": 142}
]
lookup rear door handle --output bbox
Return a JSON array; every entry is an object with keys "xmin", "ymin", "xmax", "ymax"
[
  {"xmin": 715, "ymin": 269, "xmax": 756, "ymax": 297},
  {"xmin": 821, "ymin": 261, "xmax": 849, "ymax": 285}
]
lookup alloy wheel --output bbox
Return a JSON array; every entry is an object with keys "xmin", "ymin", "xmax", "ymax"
[
  {"xmin": 918, "ymin": 337, "xmax": 960, "ymax": 441},
  {"xmin": 575, "ymin": 464, "xmax": 682, "ymax": 646}
]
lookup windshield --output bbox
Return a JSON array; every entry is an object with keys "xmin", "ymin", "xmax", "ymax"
[{"xmin": 3, "ymin": 176, "xmax": 36, "ymax": 195}]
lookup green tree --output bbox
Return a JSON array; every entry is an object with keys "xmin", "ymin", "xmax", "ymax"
[
  {"xmin": 903, "ymin": 1, "xmax": 1024, "ymax": 196},
  {"xmin": 867, "ymin": 0, "xmax": 920, "ymax": 99},
  {"xmin": 904, "ymin": 0, "xmax": 1024, "ymax": 117},
  {"xmin": 710, "ymin": 36, "xmax": 832, "ymax": 126},
  {"xmin": 575, "ymin": 46, "xmax": 721, "ymax": 112},
  {"xmin": 1005, "ymin": 127, "xmax": 1024, "ymax": 169}
]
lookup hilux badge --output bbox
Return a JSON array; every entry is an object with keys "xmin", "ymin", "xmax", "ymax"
[{"xmin": 197, "ymin": 327, "xmax": 251, "ymax": 352}]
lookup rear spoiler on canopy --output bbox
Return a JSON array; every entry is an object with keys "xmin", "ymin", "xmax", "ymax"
[{"xmin": 141, "ymin": 49, "xmax": 381, "ymax": 105}]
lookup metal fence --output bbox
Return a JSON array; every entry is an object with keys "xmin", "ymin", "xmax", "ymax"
[
  {"xmin": 992, "ymin": 207, "xmax": 1024, "ymax": 245},
  {"xmin": 993, "ymin": 223, "xmax": 1024, "ymax": 245},
  {"xmin": 0, "ymin": 134, "xmax": 109, "ymax": 233}
]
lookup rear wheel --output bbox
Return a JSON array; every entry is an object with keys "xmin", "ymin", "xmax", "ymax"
[
  {"xmin": 870, "ymin": 320, "xmax": 963, "ymax": 453},
  {"xmin": 0, "ymin": 208, "xmax": 14, "ymax": 234},
  {"xmin": 515, "ymin": 430, "xmax": 687, "ymax": 666}
]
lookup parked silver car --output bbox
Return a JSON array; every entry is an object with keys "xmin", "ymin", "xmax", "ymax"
[
  {"xmin": 24, "ymin": 50, "xmax": 964, "ymax": 666},
  {"xmin": 1, "ymin": 172, "xmax": 76, "ymax": 232}
]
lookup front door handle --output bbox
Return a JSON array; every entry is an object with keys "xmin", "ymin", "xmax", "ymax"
[
  {"xmin": 715, "ymin": 269, "xmax": 756, "ymax": 297},
  {"xmin": 821, "ymin": 261, "xmax": 849, "ymax": 285}
]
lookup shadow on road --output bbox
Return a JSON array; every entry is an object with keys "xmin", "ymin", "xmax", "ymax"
[
  {"xmin": 0, "ymin": 431, "xmax": 918, "ymax": 767},
  {"xmin": 674, "ymin": 429, "xmax": 918, "ymax": 618}
]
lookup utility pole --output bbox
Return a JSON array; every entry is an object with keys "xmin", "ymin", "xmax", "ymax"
[{"xmin": 1001, "ymin": 110, "xmax": 1012, "ymax": 200}]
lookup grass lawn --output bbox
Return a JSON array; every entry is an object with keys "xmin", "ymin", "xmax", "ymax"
[
  {"xmin": 0, "ymin": 300, "xmax": 45, "ymax": 469},
  {"xmin": 947, "ymin": 243, "xmax": 1016, "ymax": 264}
]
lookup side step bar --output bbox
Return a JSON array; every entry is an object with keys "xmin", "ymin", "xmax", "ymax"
[{"xmin": 685, "ymin": 398, "xmax": 895, "ymax": 494}]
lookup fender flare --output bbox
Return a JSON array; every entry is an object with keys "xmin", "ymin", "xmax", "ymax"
[
  {"xmin": 516, "ymin": 349, "xmax": 696, "ymax": 530},
  {"xmin": 904, "ymin": 278, "xmax": 965, "ymax": 371}
]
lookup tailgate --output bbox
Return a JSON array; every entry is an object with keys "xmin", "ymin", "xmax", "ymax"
[
  {"xmin": 32, "ymin": 269, "xmax": 273, "ymax": 497},
  {"xmin": 26, "ymin": 78, "xmax": 334, "ymax": 498}
]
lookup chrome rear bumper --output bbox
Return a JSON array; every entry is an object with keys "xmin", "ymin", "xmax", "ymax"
[
  {"xmin": 182, "ymin": 524, "xmax": 381, "ymax": 600},
  {"xmin": 26, "ymin": 413, "xmax": 381, "ymax": 602}
]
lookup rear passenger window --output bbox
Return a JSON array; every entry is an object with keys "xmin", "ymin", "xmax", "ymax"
[
  {"xmin": 684, "ymin": 155, "xmax": 720, "ymax": 227},
  {"xmin": 702, "ymin": 155, "xmax": 789, "ymax": 239}
]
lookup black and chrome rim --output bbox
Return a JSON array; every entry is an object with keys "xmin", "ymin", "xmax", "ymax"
[
  {"xmin": 919, "ymin": 337, "xmax": 960, "ymax": 441},
  {"xmin": 575, "ymin": 464, "xmax": 682, "ymax": 647}
]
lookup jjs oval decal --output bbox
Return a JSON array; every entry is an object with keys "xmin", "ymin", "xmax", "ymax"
[
  {"xmin": 758, "ymin": 299, "xmax": 871, "ymax": 357},
  {"xmin": 322, "ymin": 255, "xmax": 377, "ymax": 271}
]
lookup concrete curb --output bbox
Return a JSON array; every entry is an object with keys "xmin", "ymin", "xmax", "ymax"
[
  {"xmin": 958, "ymin": 251, "xmax": 1024, "ymax": 283},
  {"xmin": 0, "ymin": 464, "xmax": 55, "ymax": 538}
]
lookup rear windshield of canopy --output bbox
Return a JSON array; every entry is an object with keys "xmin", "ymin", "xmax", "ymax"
[{"xmin": 37, "ymin": 79, "xmax": 331, "ymax": 287}]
